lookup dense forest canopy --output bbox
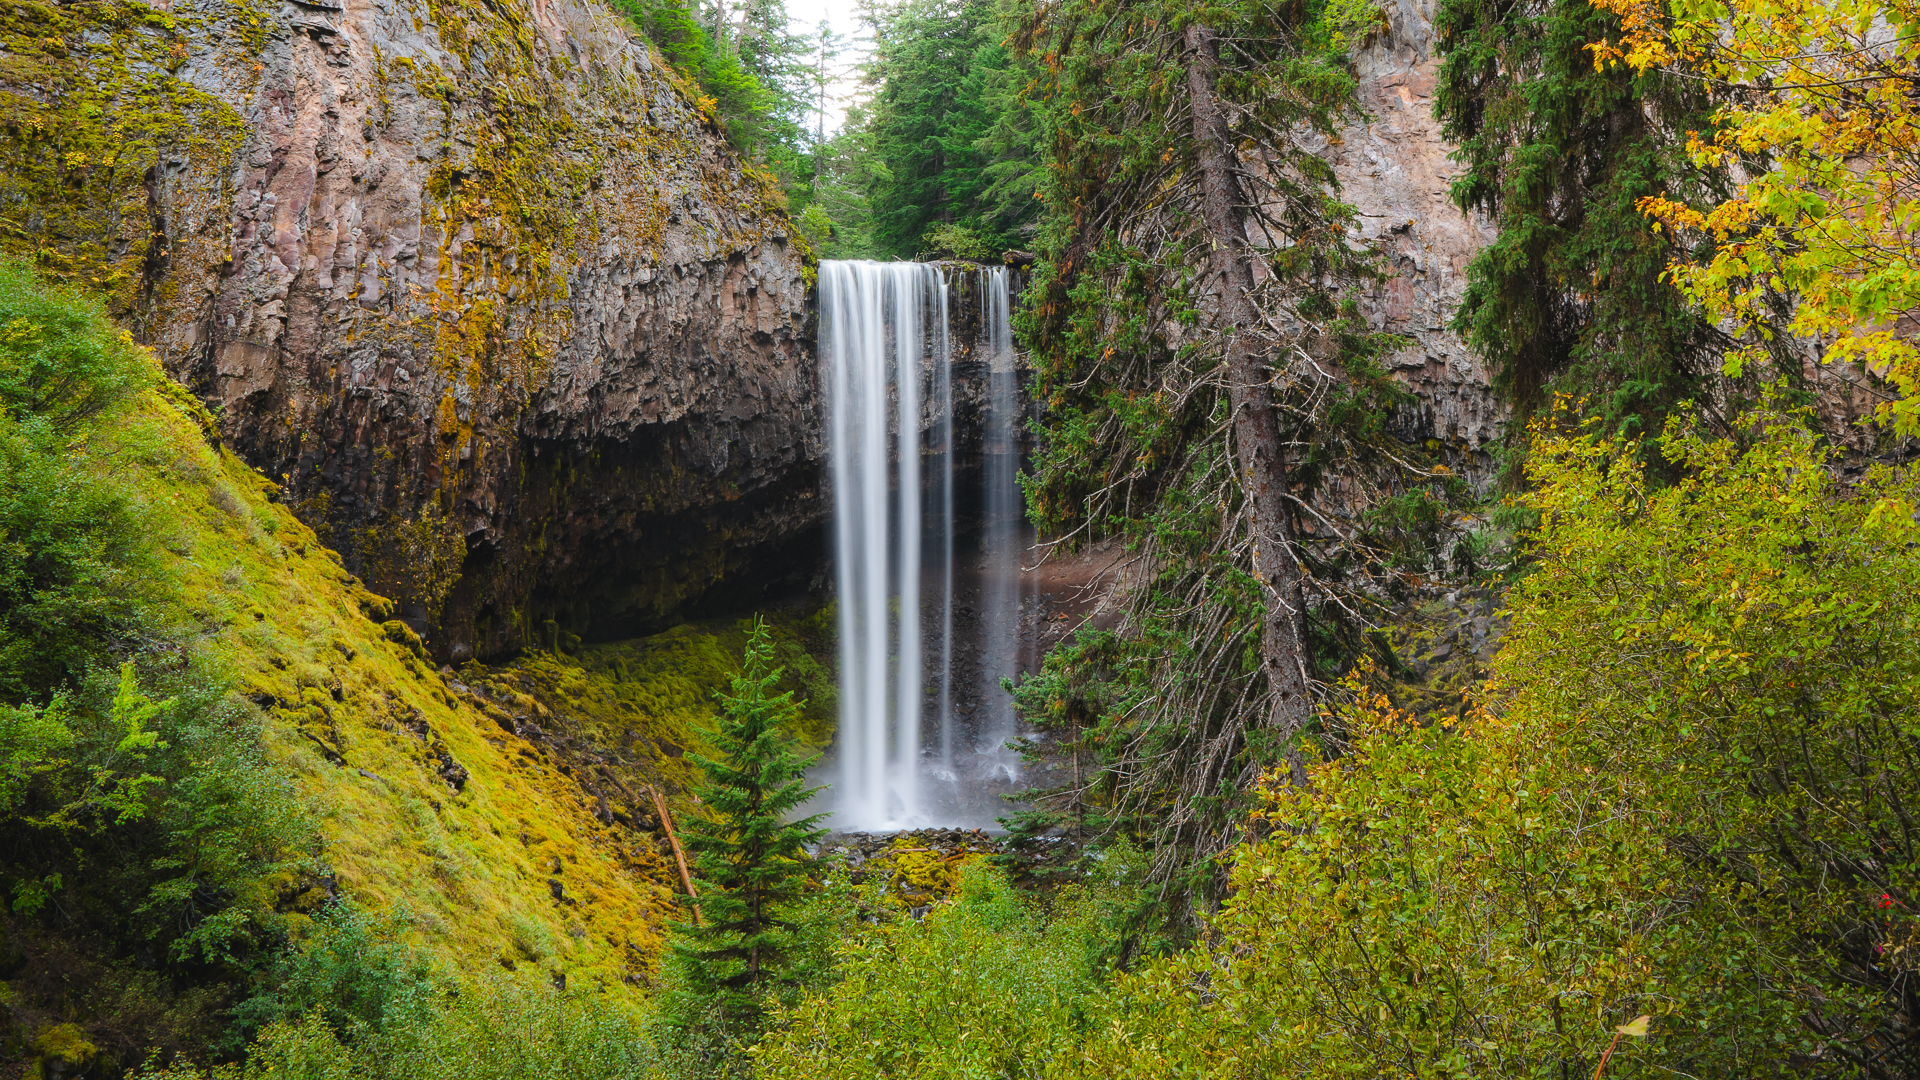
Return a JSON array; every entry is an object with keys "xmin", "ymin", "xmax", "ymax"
[{"xmin": 4, "ymin": 0, "xmax": 1920, "ymax": 1073}]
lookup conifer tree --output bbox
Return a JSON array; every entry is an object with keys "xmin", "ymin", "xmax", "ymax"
[
  {"xmin": 1433, "ymin": 0, "xmax": 1732, "ymax": 437},
  {"xmin": 669, "ymin": 617, "xmax": 827, "ymax": 1031},
  {"xmin": 853, "ymin": 0, "xmax": 1042, "ymax": 258},
  {"xmin": 1009, "ymin": 0, "xmax": 1436, "ymax": 920},
  {"xmin": 615, "ymin": 0, "xmax": 815, "ymax": 184}
]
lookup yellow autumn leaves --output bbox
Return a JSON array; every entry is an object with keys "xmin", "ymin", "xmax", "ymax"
[{"xmin": 1590, "ymin": 0, "xmax": 1920, "ymax": 432}]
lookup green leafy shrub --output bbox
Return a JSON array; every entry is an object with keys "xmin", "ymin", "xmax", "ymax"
[
  {"xmin": 228, "ymin": 904, "xmax": 441, "ymax": 1046},
  {"xmin": 0, "ymin": 338, "xmax": 161, "ymax": 698},
  {"xmin": 376, "ymin": 974, "xmax": 656, "ymax": 1080},
  {"xmin": 3, "ymin": 656, "xmax": 317, "ymax": 1054},
  {"xmin": 920, "ymin": 222, "xmax": 992, "ymax": 261},
  {"xmin": 755, "ymin": 859, "xmax": 1138, "ymax": 1080},
  {"xmin": 141, "ymin": 974, "xmax": 657, "ymax": 1080},
  {"xmin": 0, "ymin": 264, "xmax": 317, "ymax": 1069},
  {"xmin": 1055, "ymin": 398, "xmax": 1920, "ymax": 1077},
  {"xmin": 0, "ymin": 263, "xmax": 151, "ymax": 430}
]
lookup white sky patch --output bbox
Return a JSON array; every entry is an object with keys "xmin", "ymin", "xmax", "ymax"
[{"xmin": 784, "ymin": 0, "xmax": 871, "ymax": 133}]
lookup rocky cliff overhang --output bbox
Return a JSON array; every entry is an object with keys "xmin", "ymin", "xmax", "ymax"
[{"xmin": 4, "ymin": 0, "xmax": 816, "ymax": 660}]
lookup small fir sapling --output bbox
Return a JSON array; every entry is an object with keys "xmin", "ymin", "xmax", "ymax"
[{"xmin": 666, "ymin": 616, "xmax": 828, "ymax": 1034}]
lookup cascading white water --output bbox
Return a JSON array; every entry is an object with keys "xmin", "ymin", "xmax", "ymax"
[
  {"xmin": 933, "ymin": 274, "xmax": 957, "ymax": 777},
  {"xmin": 822, "ymin": 261, "xmax": 935, "ymax": 830},
  {"xmin": 976, "ymin": 266, "xmax": 1024, "ymax": 784},
  {"xmin": 821, "ymin": 260, "xmax": 1027, "ymax": 831}
]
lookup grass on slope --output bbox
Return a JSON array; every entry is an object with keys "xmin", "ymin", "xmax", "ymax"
[{"xmin": 2, "ymin": 265, "xmax": 845, "ymax": 1074}]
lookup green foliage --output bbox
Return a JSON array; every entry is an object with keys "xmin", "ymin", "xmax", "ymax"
[
  {"xmin": 229, "ymin": 905, "xmax": 442, "ymax": 1045},
  {"xmin": 804, "ymin": 112, "xmax": 884, "ymax": 259},
  {"xmin": 1433, "ymin": 0, "xmax": 1734, "ymax": 438},
  {"xmin": 615, "ymin": 0, "xmax": 816, "ymax": 190},
  {"xmin": 0, "ymin": 265, "xmax": 151, "ymax": 429},
  {"xmin": 370, "ymin": 975, "xmax": 656, "ymax": 1080},
  {"xmin": 0, "ymin": 696, "xmax": 73, "ymax": 813},
  {"xmin": 755, "ymin": 861, "xmax": 1127, "ymax": 1079},
  {"xmin": 849, "ymin": 0, "xmax": 1043, "ymax": 259},
  {"xmin": 140, "ymin": 973, "xmax": 657, "ymax": 1080},
  {"xmin": 0, "ymin": 410, "xmax": 160, "ymax": 699},
  {"xmin": 1009, "ymin": 0, "xmax": 1427, "ymax": 916},
  {"xmin": 0, "ymin": 267, "xmax": 163, "ymax": 700},
  {"xmin": 0, "ymin": 647, "xmax": 318, "ymax": 1068},
  {"xmin": 0, "ymin": 266, "xmax": 319, "ymax": 1068},
  {"xmin": 1595, "ymin": 0, "xmax": 1920, "ymax": 434},
  {"xmin": 655, "ymin": 618, "xmax": 828, "ymax": 1063},
  {"xmin": 794, "ymin": 203, "xmax": 833, "ymax": 252},
  {"xmin": 920, "ymin": 221, "xmax": 993, "ymax": 261},
  {"xmin": 6, "ymin": 654, "xmax": 316, "ymax": 945},
  {"xmin": 1055, "ymin": 399, "xmax": 1920, "ymax": 1077}
]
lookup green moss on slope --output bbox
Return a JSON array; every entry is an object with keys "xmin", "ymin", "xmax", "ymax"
[
  {"xmin": 119, "ymin": 365, "xmax": 680, "ymax": 993},
  {"xmin": 468, "ymin": 607, "xmax": 836, "ymax": 818}
]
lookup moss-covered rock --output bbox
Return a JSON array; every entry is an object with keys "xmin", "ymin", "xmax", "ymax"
[
  {"xmin": 30, "ymin": 1023, "xmax": 95, "ymax": 1080},
  {"xmin": 106, "ymin": 365, "xmax": 680, "ymax": 999},
  {"xmin": 0, "ymin": 0, "xmax": 817, "ymax": 662},
  {"xmin": 460, "ymin": 604, "xmax": 835, "ymax": 830}
]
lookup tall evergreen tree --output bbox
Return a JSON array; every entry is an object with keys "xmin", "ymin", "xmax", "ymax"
[
  {"xmin": 667, "ymin": 618, "xmax": 827, "ymax": 1034},
  {"xmin": 1433, "ymin": 0, "xmax": 1734, "ymax": 438},
  {"xmin": 855, "ymin": 0, "xmax": 1041, "ymax": 257},
  {"xmin": 807, "ymin": 112, "xmax": 883, "ymax": 259},
  {"xmin": 1008, "ymin": 0, "xmax": 1431, "ymax": 922}
]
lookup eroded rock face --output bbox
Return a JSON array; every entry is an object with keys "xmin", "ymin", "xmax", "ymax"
[
  {"xmin": 23, "ymin": 0, "xmax": 815, "ymax": 660},
  {"xmin": 1331, "ymin": 0, "xmax": 1508, "ymax": 483}
]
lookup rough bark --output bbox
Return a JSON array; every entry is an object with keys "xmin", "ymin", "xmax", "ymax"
[{"xmin": 1184, "ymin": 21, "xmax": 1314, "ymax": 779}]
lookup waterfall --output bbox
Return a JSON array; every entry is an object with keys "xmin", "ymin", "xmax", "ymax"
[
  {"xmin": 821, "ymin": 260, "xmax": 1026, "ymax": 832},
  {"xmin": 822, "ymin": 261, "xmax": 933, "ymax": 830},
  {"xmin": 934, "ymin": 274, "xmax": 956, "ymax": 777},
  {"xmin": 976, "ymin": 267, "xmax": 1023, "ymax": 784}
]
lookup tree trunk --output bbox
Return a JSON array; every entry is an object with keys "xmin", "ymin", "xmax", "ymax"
[{"xmin": 1184, "ymin": 21, "xmax": 1314, "ymax": 785}]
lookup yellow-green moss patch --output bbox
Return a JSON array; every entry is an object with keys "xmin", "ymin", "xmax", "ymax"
[{"xmin": 126, "ymin": 374, "xmax": 676, "ymax": 994}]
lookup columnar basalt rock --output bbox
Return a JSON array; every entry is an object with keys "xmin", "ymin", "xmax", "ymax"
[
  {"xmin": 1329, "ymin": 0, "xmax": 1508, "ymax": 482},
  {"xmin": 8, "ymin": 0, "xmax": 814, "ymax": 661}
]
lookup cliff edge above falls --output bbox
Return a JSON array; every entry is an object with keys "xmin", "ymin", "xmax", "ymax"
[{"xmin": 3, "ymin": 0, "xmax": 816, "ymax": 660}]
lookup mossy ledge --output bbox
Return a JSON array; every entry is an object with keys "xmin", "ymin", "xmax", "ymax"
[{"xmin": 0, "ymin": 0, "xmax": 819, "ymax": 661}]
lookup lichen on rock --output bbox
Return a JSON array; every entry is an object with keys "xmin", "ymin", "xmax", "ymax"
[{"xmin": 0, "ymin": 0, "xmax": 818, "ymax": 661}]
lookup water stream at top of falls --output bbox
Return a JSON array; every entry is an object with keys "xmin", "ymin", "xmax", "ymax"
[{"xmin": 818, "ymin": 260, "xmax": 1031, "ymax": 832}]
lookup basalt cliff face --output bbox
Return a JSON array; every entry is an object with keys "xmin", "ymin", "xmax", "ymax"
[
  {"xmin": 8, "ymin": 0, "xmax": 1501, "ymax": 666},
  {"xmin": 8, "ymin": 0, "xmax": 815, "ymax": 660},
  {"xmin": 1328, "ymin": 0, "xmax": 1507, "ymax": 481}
]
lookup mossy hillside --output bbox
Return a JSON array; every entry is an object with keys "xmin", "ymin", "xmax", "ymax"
[
  {"xmin": 473, "ymin": 608, "xmax": 836, "ymax": 806},
  {"xmin": 119, "ymin": 370, "xmax": 679, "ymax": 992}
]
